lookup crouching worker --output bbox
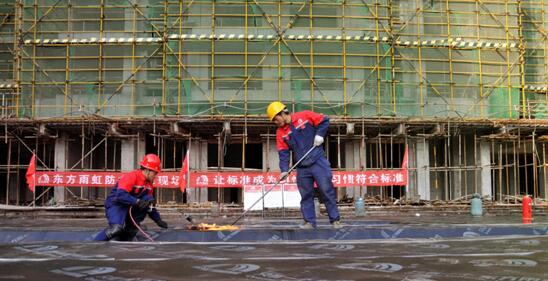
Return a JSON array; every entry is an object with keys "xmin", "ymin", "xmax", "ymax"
[{"xmin": 95, "ymin": 154, "xmax": 168, "ymax": 241}]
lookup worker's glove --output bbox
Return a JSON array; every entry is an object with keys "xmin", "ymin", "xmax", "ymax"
[
  {"xmin": 135, "ymin": 198, "xmax": 154, "ymax": 210},
  {"xmin": 155, "ymin": 219, "xmax": 168, "ymax": 229},
  {"xmin": 280, "ymin": 172, "xmax": 289, "ymax": 180},
  {"xmin": 313, "ymin": 135, "xmax": 324, "ymax": 147}
]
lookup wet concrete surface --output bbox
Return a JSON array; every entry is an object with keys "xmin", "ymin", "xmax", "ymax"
[{"xmin": 0, "ymin": 212, "xmax": 547, "ymax": 280}]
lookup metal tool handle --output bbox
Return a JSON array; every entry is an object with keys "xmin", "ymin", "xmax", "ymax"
[{"xmin": 231, "ymin": 145, "xmax": 317, "ymax": 226}]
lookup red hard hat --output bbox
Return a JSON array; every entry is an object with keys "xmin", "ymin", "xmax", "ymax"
[{"xmin": 140, "ymin": 154, "xmax": 161, "ymax": 172}]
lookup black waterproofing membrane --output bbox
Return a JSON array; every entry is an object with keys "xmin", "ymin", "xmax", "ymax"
[{"xmin": 1, "ymin": 221, "xmax": 547, "ymax": 243}]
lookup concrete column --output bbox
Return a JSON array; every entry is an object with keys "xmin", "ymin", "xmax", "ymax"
[
  {"xmin": 450, "ymin": 136, "xmax": 462, "ymax": 200},
  {"xmin": 416, "ymin": 139, "xmax": 431, "ymax": 200},
  {"xmin": 541, "ymin": 143, "xmax": 548, "ymax": 200},
  {"xmin": 54, "ymin": 137, "xmax": 67, "ymax": 205},
  {"xmin": 344, "ymin": 139, "xmax": 363, "ymax": 199},
  {"xmin": 541, "ymin": 168, "xmax": 548, "ymax": 200},
  {"xmin": 540, "ymin": 171, "xmax": 547, "ymax": 199},
  {"xmin": 262, "ymin": 137, "xmax": 278, "ymax": 172},
  {"xmin": 406, "ymin": 141, "xmax": 418, "ymax": 201},
  {"xmin": 406, "ymin": 139, "xmax": 430, "ymax": 201},
  {"xmin": 480, "ymin": 141, "xmax": 492, "ymax": 198},
  {"xmin": 186, "ymin": 139, "xmax": 208, "ymax": 203},
  {"xmin": 120, "ymin": 135, "xmax": 145, "ymax": 171}
]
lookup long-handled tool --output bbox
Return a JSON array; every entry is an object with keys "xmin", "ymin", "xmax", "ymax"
[{"xmin": 231, "ymin": 145, "xmax": 317, "ymax": 226}]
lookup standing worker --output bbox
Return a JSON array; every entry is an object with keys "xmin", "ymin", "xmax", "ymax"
[
  {"xmin": 95, "ymin": 154, "xmax": 168, "ymax": 241},
  {"xmin": 267, "ymin": 101, "xmax": 342, "ymax": 229}
]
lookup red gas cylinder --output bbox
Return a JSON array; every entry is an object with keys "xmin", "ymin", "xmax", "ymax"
[{"xmin": 522, "ymin": 195, "xmax": 533, "ymax": 224}]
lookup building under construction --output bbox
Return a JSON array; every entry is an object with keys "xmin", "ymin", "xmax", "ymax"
[{"xmin": 0, "ymin": 0, "xmax": 547, "ymax": 207}]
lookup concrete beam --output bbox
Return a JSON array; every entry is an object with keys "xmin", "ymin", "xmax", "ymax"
[
  {"xmin": 170, "ymin": 122, "xmax": 190, "ymax": 137},
  {"xmin": 37, "ymin": 124, "xmax": 54, "ymax": 138},
  {"xmin": 392, "ymin": 123, "xmax": 406, "ymax": 136},
  {"xmin": 346, "ymin": 123, "xmax": 355, "ymax": 136}
]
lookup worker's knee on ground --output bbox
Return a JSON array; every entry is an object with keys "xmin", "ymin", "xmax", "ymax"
[{"xmin": 105, "ymin": 224, "xmax": 124, "ymax": 239}]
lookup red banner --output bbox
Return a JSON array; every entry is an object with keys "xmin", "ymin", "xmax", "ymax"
[
  {"xmin": 26, "ymin": 154, "xmax": 36, "ymax": 192},
  {"xmin": 34, "ymin": 169, "xmax": 407, "ymax": 188},
  {"xmin": 179, "ymin": 149, "xmax": 190, "ymax": 192}
]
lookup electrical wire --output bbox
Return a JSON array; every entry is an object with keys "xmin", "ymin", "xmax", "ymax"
[{"xmin": 128, "ymin": 205, "xmax": 155, "ymax": 242}]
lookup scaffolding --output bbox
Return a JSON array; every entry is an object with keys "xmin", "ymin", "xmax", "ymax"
[
  {"xmin": 3, "ymin": 0, "xmax": 542, "ymax": 119},
  {"xmin": 0, "ymin": 0, "xmax": 547, "ymax": 206}
]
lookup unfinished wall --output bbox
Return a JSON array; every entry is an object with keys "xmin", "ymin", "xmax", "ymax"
[{"xmin": 0, "ymin": 1, "xmax": 546, "ymax": 206}]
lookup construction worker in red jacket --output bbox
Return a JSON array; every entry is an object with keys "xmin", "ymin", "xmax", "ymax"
[
  {"xmin": 95, "ymin": 154, "xmax": 168, "ymax": 241},
  {"xmin": 267, "ymin": 101, "xmax": 342, "ymax": 229}
]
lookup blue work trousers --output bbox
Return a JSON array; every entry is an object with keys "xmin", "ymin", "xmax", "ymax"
[
  {"xmin": 296, "ymin": 157, "xmax": 340, "ymax": 226},
  {"xmin": 94, "ymin": 204, "xmax": 147, "ymax": 241}
]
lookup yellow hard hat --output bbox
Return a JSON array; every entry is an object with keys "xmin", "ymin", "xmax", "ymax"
[{"xmin": 267, "ymin": 101, "xmax": 286, "ymax": 121}]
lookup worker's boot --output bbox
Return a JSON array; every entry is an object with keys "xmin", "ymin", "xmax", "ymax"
[
  {"xmin": 331, "ymin": 221, "xmax": 343, "ymax": 229},
  {"xmin": 105, "ymin": 224, "xmax": 124, "ymax": 240},
  {"xmin": 299, "ymin": 221, "xmax": 315, "ymax": 229}
]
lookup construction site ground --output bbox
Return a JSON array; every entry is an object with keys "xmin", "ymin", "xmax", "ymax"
[{"xmin": 0, "ymin": 205, "xmax": 547, "ymax": 280}]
